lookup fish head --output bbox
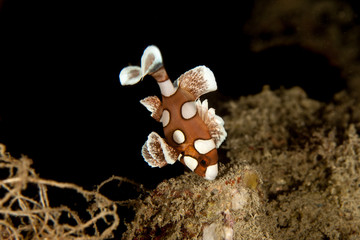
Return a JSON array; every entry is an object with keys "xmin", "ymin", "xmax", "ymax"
[{"xmin": 179, "ymin": 146, "xmax": 218, "ymax": 180}]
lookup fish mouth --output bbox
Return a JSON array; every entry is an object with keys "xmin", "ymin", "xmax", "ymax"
[{"xmin": 204, "ymin": 163, "xmax": 218, "ymax": 180}]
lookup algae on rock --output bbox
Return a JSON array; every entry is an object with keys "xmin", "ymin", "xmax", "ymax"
[
  {"xmin": 225, "ymin": 87, "xmax": 360, "ymax": 239},
  {"xmin": 123, "ymin": 86, "xmax": 360, "ymax": 239}
]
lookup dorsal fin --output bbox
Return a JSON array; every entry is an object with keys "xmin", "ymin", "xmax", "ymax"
[
  {"xmin": 196, "ymin": 99, "xmax": 227, "ymax": 148},
  {"xmin": 177, "ymin": 66, "xmax": 217, "ymax": 99},
  {"xmin": 140, "ymin": 96, "xmax": 163, "ymax": 122}
]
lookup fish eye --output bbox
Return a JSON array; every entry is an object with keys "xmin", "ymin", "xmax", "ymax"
[{"xmin": 200, "ymin": 159, "xmax": 207, "ymax": 166}]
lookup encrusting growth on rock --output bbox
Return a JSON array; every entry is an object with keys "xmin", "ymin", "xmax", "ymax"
[{"xmin": 123, "ymin": 86, "xmax": 360, "ymax": 239}]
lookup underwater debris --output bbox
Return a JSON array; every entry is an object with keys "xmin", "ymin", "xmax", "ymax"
[{"xmin": 0, "ymin": 144, "xmax": 125, "ymax": 239}]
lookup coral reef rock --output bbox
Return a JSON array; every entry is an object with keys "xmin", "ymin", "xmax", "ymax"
[{"xmin": 123, "ymin": 86, "xmax": 360, "ymax": 239}]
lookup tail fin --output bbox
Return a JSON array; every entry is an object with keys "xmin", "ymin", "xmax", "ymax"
[
  {"xmin": 119, "ymin": 45, "xmax": 163, "ymax": 86},
  {"xmin": 141, "ymin": 45, "xmax": 163, "ymax": 76},
  {"xmin": 119, "ymin": 66, "xmax": 141, "ymax": 86}
]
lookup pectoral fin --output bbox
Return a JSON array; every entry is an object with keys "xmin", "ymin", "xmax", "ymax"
[
  {"xmin": 140, "ymin": 96, "xmax": 163, "ymax": 122},
  {"xmin": 142, "ymin": 132, "xmax": 179, "ymax": 168}
]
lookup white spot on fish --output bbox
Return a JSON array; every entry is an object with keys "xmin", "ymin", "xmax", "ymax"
[
  {"xmin": 173, "ymin": 130, "xmax": 185, "ymax": 144},
  {"xmin": 184, "ymin": 156, "xmax": 198, "ymax": 171},
  {"xmin": 160, "ymin": 109, "xmax": 170, "ymax": 127},
  {"xmin": 181, "ymin": 101, "xmax": 197, "ymax": 119},
  {"xmin": 194, "ymin": 139, "xmax": 216, "ymax": 154}
]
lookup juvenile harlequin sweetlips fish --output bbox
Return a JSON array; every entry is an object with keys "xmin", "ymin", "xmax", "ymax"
[{"xmin": 119, "ymin": 46, "xmax": 226, "ymax": 180}]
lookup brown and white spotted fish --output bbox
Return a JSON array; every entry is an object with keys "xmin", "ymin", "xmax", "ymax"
[{"xmin": 119, "ymin": 46, "xmax": 226, "ymax": 180}]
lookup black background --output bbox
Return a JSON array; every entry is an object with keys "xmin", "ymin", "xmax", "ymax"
[{"xmin": 0, "ymin": 0, "xmax": 352, "ymax": 193}]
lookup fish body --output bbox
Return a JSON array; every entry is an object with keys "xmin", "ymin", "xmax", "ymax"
[{"xmin": 119, "ymin": 46, "xmax": 226, "ymax": 180}]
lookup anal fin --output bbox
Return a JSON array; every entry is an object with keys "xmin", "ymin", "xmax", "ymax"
[
  {"xmin": 140, "ymin": 96, "xmax": 163, "ymax": 122},
  {"xmin": 142, "ymin": 132, "xmax": 179, "ymax": 168}
]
